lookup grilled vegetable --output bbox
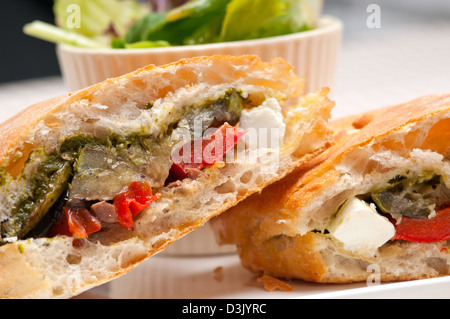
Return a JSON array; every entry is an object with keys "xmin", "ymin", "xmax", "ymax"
[
  {"xmin": 1, "ymin": 152, "xmax": 72, "ymax": 240},
  {"xmin": 372, "ymin": 174, "xmax": 450, "ymax": 220}
]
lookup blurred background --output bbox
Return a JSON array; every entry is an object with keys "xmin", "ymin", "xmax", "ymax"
[
  {"xmin": 1, "ymin": 0, "xmax": 450, "ymax": 83},
  {"xmin": 1, "ymin": 0, "xmax": 59, "ymax": 83}
]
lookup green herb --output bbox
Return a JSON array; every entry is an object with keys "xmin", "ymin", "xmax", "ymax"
[
  {"xmin": 0, "ymin": 170, "xmax": 10, "ymax": 188},
  {"xmin": 17, "ymin": 244, "xmax": 25, "ymax": 254}
]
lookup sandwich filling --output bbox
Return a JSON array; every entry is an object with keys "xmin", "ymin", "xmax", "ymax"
[
  {"xmin": 0, "ymin": 88, "xmax": 286, "ymax": 244},
  {"xmin": 327, "ymin": 170, "xmax": 450, "ymax": 256}
]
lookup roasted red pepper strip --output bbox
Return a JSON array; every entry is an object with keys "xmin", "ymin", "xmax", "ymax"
[
  {"xmin": 48, "ymin": 210, "xmax": 72, "ymax": 238},
  {"xmin": 49, "ymin": 181, "xmax": 160, "ymax": 237},
  {"xmin": 114, "ymin": 181, "xmax": 162, "ymax": 230},
  {"xmin": 392, "ymin": 207, "xmax": 450, "ymax": 243},
  {"xmin": 169, "ymin": 123, "xmax": 247, "ymax": 181},
  {"xmin": 49, "ymin": 206, "xmax": 101, "ymax": 239}
]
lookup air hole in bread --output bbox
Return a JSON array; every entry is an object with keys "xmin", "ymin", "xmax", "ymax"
[
  {"xmin": 237, "ymin": 186, "xmax": 249, "ymax": 197},
  {"xmin": 240, "ymin": 171, "xmax": 253, "ymax": 184},
  {"xmin": 254, "ymin": 175, "xmax": 264, "ymax": 186},
  {"xmin": 66, "ymin": 254, "xmax": 82, "ymax": 265},
  {"xmin": 215, "ymin": 179, "xmax": 236, "ymax": 194}
]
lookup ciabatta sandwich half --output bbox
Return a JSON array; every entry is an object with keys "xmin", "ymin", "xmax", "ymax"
[
  {"xmin": 0, "ymin": 56, "xmax": 334, "ymax": 298},
  {"xmin": 211, "ymin": 93, "xmax": 450, "ymax": 284}
]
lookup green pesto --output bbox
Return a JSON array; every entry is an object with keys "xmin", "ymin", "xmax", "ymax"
[
  {"xmin": 17, "ymin": 243, "xmax": 25, "ymax": 254},
  {"xmin": 60, "ymin": 135, "xmax": 102, "ymax": 157},
  {"xmin": 0, "ymin": 170, "xmax": 10, "ymax": 188}
]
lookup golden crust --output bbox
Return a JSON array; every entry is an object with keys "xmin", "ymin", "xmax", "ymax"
[{"xmin": 306, "ymin": 93, "xmax": 450, "ymax": 183}]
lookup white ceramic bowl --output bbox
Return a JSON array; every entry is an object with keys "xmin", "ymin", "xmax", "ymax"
[
  {"xmin": 56, "ymin": 15, "xmax": 342, "ymax": 256},
  {"xmin": 57, "ymin": 15, "xmax": 342, "ymax": 93}
]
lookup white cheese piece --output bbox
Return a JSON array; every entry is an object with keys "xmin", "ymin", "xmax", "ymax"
[
  {"xmin": 239, "ymin": 98, "xmax": 286, "ymax": 149},
  {"xmin": 328, "ymin": 197, "xmax": 396, "ymax": 256}
]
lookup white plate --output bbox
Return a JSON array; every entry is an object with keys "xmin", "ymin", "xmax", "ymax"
[
  {"xmin": 81, "ymin": 253, "xmax": 450, "ymax": 299},
  {"xmin": 304, "ymin": 276, "xmax": 450, "ymax": 299}
]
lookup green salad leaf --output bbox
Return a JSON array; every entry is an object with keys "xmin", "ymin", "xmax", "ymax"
[
  {"xmin": 125, "ymin": 12, "xmax": 168, "ymax": 44},
  {"xmin": 23, "ymin": 20, "xmax": 106, "ymax": 48},
  {"xmin": 126, "ymin": 0, "xmax": 230, "ymax": 45},
  {"xmin": 24, "ymin": 0, "xmax": 321, "ymax": 48},
  {"xmin": 112, "ymin": 37, "xmax": 170, "ymax": 49},
  {"xmin": 166, "ymin": 0, "xmax": 230, "ymax": 21},
  {"xmin": 144, "ymin": 12, "xmax": 224, "ymax": 45},
  {"xmin": 182, "ymin": 14, "xmax": 224, "ymax": 45},
  {"xmin": 24, "ymin": 0, "xmax": 150, "ymax": 48},
  {"xmin": 219, "ymin": 0, "xmax": 314, "ymax": 42}
]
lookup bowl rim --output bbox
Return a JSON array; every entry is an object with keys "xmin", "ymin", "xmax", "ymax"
[{"xmin": 58, "ymin": 15, "xmax": 343, "ymax": 55}]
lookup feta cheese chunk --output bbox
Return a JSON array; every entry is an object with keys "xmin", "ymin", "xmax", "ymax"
[
  {"xmin": 239, "ymin": 98, "xmax": 286, "ymax": 149},
  {"xmin": 328, "ymin": 197, "xmax": 396, "ymax": 256}
]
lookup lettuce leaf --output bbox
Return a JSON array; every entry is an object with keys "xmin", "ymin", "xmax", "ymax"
[
  {"xmin": 125, "ymin": 12, "xmax": 168, "ymax": 43},
  {"xmin": 219, "ymin": 0, "xmax": 315, "ymax": 42},
  {"xmin": 166, "ymin": 0, "xmax": 230, "ymax": 21},
  {"xmin": 112, "ymin": 37, "xmax": 170, "ymax": 48},
  {"xmin": 23, "ymin": 20, "xmax": 106, "ymax": 48},
  {"xmin": 125, "ymin": 0, "xmax": 229, "ymax": 45},
  {"xmin": 28, "ymin": 0, "xmax": 321, "ymax": 48}
]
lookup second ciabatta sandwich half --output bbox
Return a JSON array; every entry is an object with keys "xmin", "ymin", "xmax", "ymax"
[
  {"xmin": 211, "ymin": 93, "xmax": 450, "ymax": 284},
  {"xmin": 0, "ymin": 56, "xmax": 335, "ymax": 298}
]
